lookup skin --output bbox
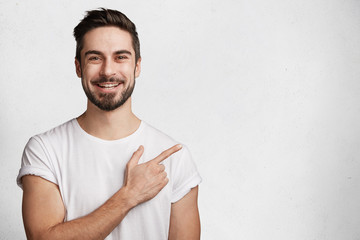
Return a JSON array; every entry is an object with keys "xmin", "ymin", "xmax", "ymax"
[{"xmin": 22, "ymin": 26, "xmax": 200, "ymax": 240}]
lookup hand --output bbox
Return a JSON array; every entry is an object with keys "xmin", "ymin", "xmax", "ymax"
[{"xmin": 123, "ymin": 144, "xmax": 182, "ymax": 207}]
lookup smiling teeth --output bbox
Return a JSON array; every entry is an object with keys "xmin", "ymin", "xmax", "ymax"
[{"xmin": 98, "ymin": 83, "xmax": 120, "ymax": 88}]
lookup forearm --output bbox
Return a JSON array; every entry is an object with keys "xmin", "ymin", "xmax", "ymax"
[{"xmin": 32, "ymin": 187, "xmax": 135, "ymax": 240}]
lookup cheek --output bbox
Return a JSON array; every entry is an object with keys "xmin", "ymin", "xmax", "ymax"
[
  {"xmin": 83, "ymin": 64, "xmax": 101, "ymax": 79},
  {"xmin": 121, "ymin": 64, "xmax": 137, "ymax": 76}
]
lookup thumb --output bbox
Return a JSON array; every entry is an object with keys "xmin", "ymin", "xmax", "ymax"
[{"xmin": 127, "ymin": 145, "xmax": 144, "ymax": 168}]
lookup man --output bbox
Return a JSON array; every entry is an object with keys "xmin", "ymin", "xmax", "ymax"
[{"xmin": 16, "ymin": 8, "xmax": 201, "ymax": 240}]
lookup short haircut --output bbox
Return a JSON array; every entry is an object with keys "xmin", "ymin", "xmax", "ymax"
[{"xmin": 73, "ymin": 8, "xmax": 140, "ymax": 63}]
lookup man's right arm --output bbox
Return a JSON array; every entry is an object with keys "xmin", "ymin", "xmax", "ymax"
[
  {"xmin": 22, "ymin": 144, "xmax": 182, "ymax": 240},
  {"xmin": 22, "ymin": 174, "xmax": 133, "ymax": 240}
]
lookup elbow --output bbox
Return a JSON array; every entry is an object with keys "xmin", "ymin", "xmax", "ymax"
[{"xmin": 25, "ymin": 227, "xmax": 55, "ymax": 240}]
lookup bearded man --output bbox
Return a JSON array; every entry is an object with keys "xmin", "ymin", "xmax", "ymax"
[{"xmin": 17, "ymin": 8, "xmax": 201, "ymax": 240}]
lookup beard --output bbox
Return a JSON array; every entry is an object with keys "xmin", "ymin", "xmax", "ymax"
[{"xmin": 82, "ymin": 75, "xmax": 135, "ymax": 112}]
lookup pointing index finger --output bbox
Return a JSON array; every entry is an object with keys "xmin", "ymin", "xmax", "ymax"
[{"xmin": 151, "ymin": 144, "xmax": 183, "ymax": 164}]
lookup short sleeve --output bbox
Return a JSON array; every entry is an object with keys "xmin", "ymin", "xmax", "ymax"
[
  {"xmin": 170, "ymin": 145, "xmax": 202, "ymax": 203},
  {"xmin": 16, "ymin": 136, "xmax": 58, "ymax": 189}
]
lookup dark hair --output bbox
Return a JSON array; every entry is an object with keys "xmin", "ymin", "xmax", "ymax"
[{"xmin": 73, "ymin": 8, "xmax": 140, "ymax": 63}]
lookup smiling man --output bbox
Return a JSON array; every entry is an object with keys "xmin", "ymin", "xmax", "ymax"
[{"xmin": 17, "ymin": 8, "xmax": 201, "ymax": 240}]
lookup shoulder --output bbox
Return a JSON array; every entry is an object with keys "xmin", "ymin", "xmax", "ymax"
[{"xmin": 29, "ymin": 119, "xmax": 78, "ymax": 147}]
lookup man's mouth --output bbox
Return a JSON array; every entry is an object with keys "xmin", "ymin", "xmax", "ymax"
[{"xmin": 96, "ymin": 83, "xmax": 122, "ymax": 89}]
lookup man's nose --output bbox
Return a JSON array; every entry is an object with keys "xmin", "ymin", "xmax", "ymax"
[{"xmin": 100, "ymin": 59, "xmax": 116, "ymax": 77}]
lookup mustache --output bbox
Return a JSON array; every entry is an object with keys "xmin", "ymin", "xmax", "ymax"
[{"xmin": 91, "ymin": 77, "xmax": 125, "ymax": 85}]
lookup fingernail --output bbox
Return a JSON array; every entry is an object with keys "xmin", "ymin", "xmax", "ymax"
[{"xmin": 177, "ymin": 144, "xmax": 183, "ymax": 149}]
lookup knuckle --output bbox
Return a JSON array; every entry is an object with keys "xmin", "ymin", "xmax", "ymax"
[
  {"xmin": 152, "ymin": 165, "xmax": 158, "ymax": 173},
  {"xmin": 148, "ymin": 163, "xmax": 158, "ymax": 174}
]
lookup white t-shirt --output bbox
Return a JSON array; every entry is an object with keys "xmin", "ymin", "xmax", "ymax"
[{"xmin": 17, "ymin": 119, "xmax": 201, "ymax": 240}]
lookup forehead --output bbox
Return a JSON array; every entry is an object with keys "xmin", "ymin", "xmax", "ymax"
[{"xmin": 81, "ymin": 26, "xmax": 134, "ymax": 55}]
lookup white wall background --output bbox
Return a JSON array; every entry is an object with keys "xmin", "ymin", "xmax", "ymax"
[{"xmin": 1, "ymin": 0, "xmax": 360, "ymax": 239}]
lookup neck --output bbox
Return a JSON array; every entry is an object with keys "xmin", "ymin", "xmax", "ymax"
[{"xmin": 77, "ymin": 97, "xmax": 141, "ymax": 140}]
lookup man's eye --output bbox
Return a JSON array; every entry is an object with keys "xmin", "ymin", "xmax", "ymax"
[
  {"xmin": 117, "ymin": 55, "xmax": 127, "ymax": 60},
  {"xmin": 89, "ymin": 56, "xmax": 100, "ymax": 61}
]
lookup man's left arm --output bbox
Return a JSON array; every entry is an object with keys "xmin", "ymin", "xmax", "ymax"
[{"xmin": 169, "ymin": 186, "xmax": 200, "ymax": 240}]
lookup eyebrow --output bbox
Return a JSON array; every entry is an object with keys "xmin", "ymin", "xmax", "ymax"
[
  {"xmin": 84, "ymin": 50, "xmax": 132, "ymax": 56},
  {"xmin": 84, "ymin": 50, "xmax": 102, "ymax": 56},
  {"xmin": 114, "ymin": 50, "xmax": 132, "ymax": 55}
]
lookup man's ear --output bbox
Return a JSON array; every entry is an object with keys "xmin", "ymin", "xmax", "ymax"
[
  {"xmin": 75, "ymin": 58, "xmax": 82, "ymax": 78},
  {"xmin": 135, "ymin": 57, "xmax": 141, "ymax": 78}
]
